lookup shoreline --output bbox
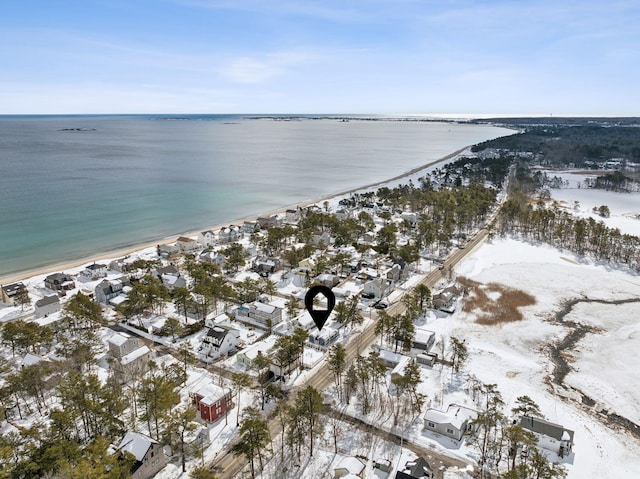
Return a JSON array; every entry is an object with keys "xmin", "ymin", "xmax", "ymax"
[{"xmin": 0, "ymin": 145, "xmax": 469, "ymax": 286}]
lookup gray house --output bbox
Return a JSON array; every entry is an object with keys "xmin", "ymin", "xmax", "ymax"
[
  {"xmin": 34, "ymin": 295, "xmax": 60, "ymax": 318},
  {"xmin": 116, "ymin": 431, "xmax": 166, "ymax": 479}
]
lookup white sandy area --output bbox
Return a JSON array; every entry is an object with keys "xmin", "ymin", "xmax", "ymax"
[{"xmin": 0, "ymin": 146, "xmax": 472, "ymax": 286}]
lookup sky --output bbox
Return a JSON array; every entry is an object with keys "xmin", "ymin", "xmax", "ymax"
[{"xmin": 1, "ymin": 0, "xmax": 639, "ymax": 115}]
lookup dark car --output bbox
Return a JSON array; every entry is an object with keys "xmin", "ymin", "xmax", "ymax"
[
  {"xmin": 361, "ymin": 292, "xmax": 375, "ymax": 299},
  {"xmin": 373, "ymin": 301, "xmax": 388, "ymax": 309}
]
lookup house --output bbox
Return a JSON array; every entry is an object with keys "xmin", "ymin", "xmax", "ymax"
[
  {"xmin": 34, "ymin": 295, "xmax": 60, "ymax": 318},
  {"xmin": 236, "ymin": 336, "xmax": 277, "ymax": 369},
  {"xmin": 81, "ymin": 263, "xmax": 108, "ymax": 280},
  {"xmin": 154, "ymin": 265, "xmax": 187, "ymax": 291},
  {"xmin": 116, "ymin": 431, "xmax": 166, "ymax": 479},
  {"xmin": 198, "ymin": 230, "xmax": 216, "ymax": 248},
  {"xmin": 199, "ymin": 250, "xmax": 226, "ymax": 267},
  {"xmin": 395, "ymin": 457, "xmax": 434, "ymax": 479},
  {"xmin": 256, "ymin": 215, "xmax": 281, "ymax": 229},
  {"xmin": 218, "ymin": 225, "xmax": 242, "ymax": 243},
  {"xmin": 390, "ymin": 355, "xmax": 413, "ymax": 382},
  {"xmin": 190, "ymin": 380, "xmax": 234, "ymax": 423},
  {"xmin": 199, "ymin": 325, "xmax": 240, "ymax": 359},
  {"xmin": 254, "ymin": 256, "xmax": 281, "ymax": 274},
  {"xmin": 158, "ymin": 243, "xmax": 180, "ymax": 257},
  {"xmin": 44, "ymin": 273, "xmax": 75, "ymax": 292},
  {"xmin": 298, "ymin": 257, "xmax": 317, "ymax": 274},
  {"xmin": 386, "ymin": 264, "xmax": 402, "ymax": 282},
  {"xmin": 432, "ymin": 291, "xmax": 455, "ymax": 313},
  {"xmin": 176, "ymin": 236, "xmax": 199, "ymax": 254},
  {"xmin": 308, "ymin": 327, "xmax": 340, "ymax": 348},
  {"xmin": 423, "ymin": 404, "xmax": 477, "ymax": 441},
  {"xmin": 363, "ymin": 277, "xmax": 388, "ymax": 300},
  {"xmin": 333, "ymin": 455, "xmax": 365, "ymax": 478},
  {"xmin": 94, "ymin": 277, "xmax": 130, "ymax": 305},
  {"xmin": 236, "ymin": 301, "xmax": 283, "ymax": 327},
  {"xmin": 107, "ymin": 333, "xmax": 152, "ymax": 383},
  {"xmin": 285, "ymin": 208, "xmax": 300, "ymax": 223},
  {"xmin": 412, "ymin": 328, "xmax": 435, "ymax": 352},
  {"xmin": 519, "ymin": 415, "xmax": 575, "ymax": 458},
  {"xmin": 311, "ymin": 232, "xmax": 333, "ymax": 247},
  {"xmin": 1, "ymin": 282, "xmax": 27, "ymax": 304},
  {"xmin": 313, "ymin": 273, "xmax": 340, "ymax": 288},
  {"xmin": 242, "ymin": 220, "xmax": 259, "ymax": 234}
]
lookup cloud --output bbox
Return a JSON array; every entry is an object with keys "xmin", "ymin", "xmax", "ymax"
[{"xmin": 218, "ymin": 50, "xmax": 314, "ymax": 84}]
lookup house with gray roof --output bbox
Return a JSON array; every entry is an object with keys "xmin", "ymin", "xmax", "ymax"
[
  {"xmin": 424, "ymin": 404, "xmax": 477, "ymax": 441},
  {"xmin": 115, "ymin": 431, "xmax": 166, "ymax": 479},
  {"xmin": 34, "ymin": 295, "xmax": 60, "ymax": 318},
  {"xmin": 199, "ymin": 325, "xmax": 240, "ymax": 360},
  {"xmin": 44, "ymin": 273, "xmax": 75, "ymax": 292},
  {"xmin": 519, "ymin": 415, "xmax": 575, "ymax": 458}
]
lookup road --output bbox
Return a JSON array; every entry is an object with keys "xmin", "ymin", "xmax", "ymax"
[{"xmin": 209, "ymin": 226, "xmax": 491, "ymax": 478}]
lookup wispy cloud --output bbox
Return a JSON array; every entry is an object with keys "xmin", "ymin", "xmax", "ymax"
[{"xmin": 218, "ymin": 50, "xmax": 315, "ymax": 84}]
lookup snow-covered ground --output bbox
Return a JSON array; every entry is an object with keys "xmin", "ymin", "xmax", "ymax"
[
  {"xmin": 441, "ymin": 237, "xmax": 640, "ymax": 478},
  {"xmin": 549, "ymin": 171, "xmax": 640, "ymax": 236}
]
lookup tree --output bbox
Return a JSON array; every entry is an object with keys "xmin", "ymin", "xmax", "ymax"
[
  {"xmin": 450, "ymin": 336, "xmax": 468, "ymax": 373},
  {"xmin": 327, "ymin": 344, "xmax": 346, "ymax": 401},
  {"xmin": 232, "ymin": 407, "xmax": 271, "ymax": 478},
  {"xmin": 163, "ymin": 316, "xmax": 183, "ymax": 342},
  {"xmin": 164, "ymin": 405, "xmax": 198, "ymax": 472},
  {"xmin": 231, "ymin": 372, "xmax": 252, "ymax": 427},
  {"xmin": 334, "ymin": 294, "xmax": 363, "ymax": 331},
  {"xmin": 292, "ymin": 386, "xmax": 324, "ymax": 457},
  {"xmin": 512, "ymin": 395, "xmax": 543, "ymax": 419},
  {"xmin": 64, "ymin": 292, "xmax": 104, "ymax": 332},
  {"xmin": 285, "ymin": 295, "xmax": 299, "ymax": 320},
  {"xmin": 14, "ymin": 286, "xmax": 30, "ymax": 312},
  {"xmin": 221, "ymin": 243, "xmax": 247, "ymax": 272},
  {"xmin": 251, "ymin": 353, "xmax": 272, "ymax": 410},
  {"xmin": 172, "ymin": 287, "xmax": 191, "ymax": 325},
  {"xmin": 190, "ymin": 466, "xmax": 218, "ymax": 479}
]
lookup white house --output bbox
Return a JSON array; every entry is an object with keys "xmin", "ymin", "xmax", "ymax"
[
  {"xmin": 198, "ymin": 230, "xmax": 216, "ymax": 248},
  {"xmin": 236, "ymin": 335, "xmax": 277, "ymax": 369},
  {"xmin": 176, "ymin": 236, "xmax": 199, "ymax": 254},
  {"xmin": 199, "ymin": 325, "xmax": 240, "ymax": 360},
  {"xmin": 363, "ymin": 277, "xmax": 388, "ymax": 300},
  {"xmin": 81, "ymin": 263, "xmax": 108, "ymax": 280},
  {"xmin": 218, "ymin": 225, "xmax": 242, "ymax": 243},
  {"xmin": 423, "ymin": 404, "xmax": 477, "ymax": 441},
  {"xmin": 519, "ymin": 415, "xmax": 575, "ymax": 458}
]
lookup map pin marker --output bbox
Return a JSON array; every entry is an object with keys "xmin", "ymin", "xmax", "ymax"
[{"xmin": 304, "ymin": 285, "xmax": 336, "ymax": 331}]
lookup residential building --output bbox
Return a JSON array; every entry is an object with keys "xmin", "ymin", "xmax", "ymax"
[
  {"xmin": 199, "ymin": 325, "xmax": 240, "ymax": 359},
  {"xmin": 81, "ymin": 263, "xmax": 108, "ymax": 280},
  {"xmin": 176, "ymin": 236, "xmax": 199, "ymax": 254},
  {"xmin": 198, "ymin": 230, "xmax": 216, "ymax": 248},
  {"xmin": 218, "ymin": 225, "xmax": 242, "ymax": 243},
  {"xmin": 44, "ymin": 273, "xmax": 75, "ymax": 291},
  {"xmin": 395, "ymin": 457, "xmax": 434, "ymax": 479},
  {"xmin": 423, "ymin": 404, "xmax": 477, "ymax": 441},
  {"xmin": 256, "ymin": 215, "xmax": 281, "ymax": 229},
  {"xmin": 412, "ymin": 328, "xmax": 435, "ymax": 352},
  {"xmin": 1, "ymin": 282, "xmax": 26, "ymax": 304},
  {"xmin": 94, "ymin": 277, "xmax": 130, "ymax": 305},
  {"xmin": 190, "ymin": 380, "xmax": 234, "ymax": 423},
  {"xmin": 236, "ymin": 336, "xmax": 277, "ymax": 369},
  {"xmin": 236, "ymin": 301, "xmax": 283, "ymax": 327},
  {"xmin": 34, "ymin": 295, "xmax": 60, "ymax": 318},
  {"xmin": 107, "ymin": 333, "xmax": 152, "ymax": 383},
  {"xmin": 363, "ymin": 277, "xmax": 388, "ymax": 300},
  {"xmin": 519, "ymin": 415, "xmax": 575, "ymax": 458},
  {"xmin": 116, "ymin": 431, "xmax": 166, "ymax": 479}
]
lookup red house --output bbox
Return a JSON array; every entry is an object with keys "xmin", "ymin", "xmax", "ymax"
[{"xmin": 191, "ymin": 381, "xmax": 234, "ymax": 423}]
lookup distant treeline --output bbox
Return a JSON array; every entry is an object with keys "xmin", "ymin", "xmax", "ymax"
[{"xmin": 471, "ymin": 124, "xmax": 640, "ymax": 167}]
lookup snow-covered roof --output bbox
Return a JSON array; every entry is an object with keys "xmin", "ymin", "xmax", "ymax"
[
  {"xmin": 121, "ymin": 345, "xmax": 151, "ymax": 365},
  {"xmin": 108, "ymin": 332, "xmax": 131, "ymax": 346},
  {"xmin": 117, "ymin": 431, "xmax": 157, "ymax": 461},
  {"xmin": 334, "ymin": 456, "xmax": 365, "ymax": 474},
  {"xmin": 252, "ymin": 302, "xmax": 277, "ymax": 314},
  {"xmin": 424, "ymin": 405, "xmax": 477, "ymax": 430}
]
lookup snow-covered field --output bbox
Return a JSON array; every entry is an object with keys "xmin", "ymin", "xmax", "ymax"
[
  {"xmin": 443, "ymin": 237, "xmax": 640, "ymax": 478},
  {"xmin": 549, "ymin": 171, "xmax": 640, "ymax": 236}
]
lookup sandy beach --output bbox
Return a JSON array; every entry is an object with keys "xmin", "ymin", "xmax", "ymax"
[{"xmin": 0, "ymin": 146, "xmax": 469, "ymax": 286}]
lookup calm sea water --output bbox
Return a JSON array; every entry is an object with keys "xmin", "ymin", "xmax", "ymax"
[{"xmin": 0, "ymin": 115, "xmax": 510, "ymax": 276}]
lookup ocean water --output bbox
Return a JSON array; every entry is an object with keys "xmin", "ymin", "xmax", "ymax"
[{"xmin": 0, "ymin": 115, "xmax": 510, "ymax": 276}]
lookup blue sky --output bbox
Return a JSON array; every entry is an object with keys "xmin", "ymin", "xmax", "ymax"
[{"xmin": 1, "ymin": 0, "xmax": 639, "ymax": 115}]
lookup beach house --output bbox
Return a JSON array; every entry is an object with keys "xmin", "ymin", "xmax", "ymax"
[
  {"xmin": 34, "ymin": 295, "xmax": 60, "ymax": 318},
  {"xmin": 423, "ymin": 404, "xmax": 477, "ymax": 441},
  {"xmin": 519, "ymin": 415, "xmax": 575, "ymax": 458},
  {"xmin": 44, "ymin": 273, "xmax": 75, "ymax": 292},
  {"xmin": 107, "ymin": 332, "xmax": 152, "ymax": 384}
]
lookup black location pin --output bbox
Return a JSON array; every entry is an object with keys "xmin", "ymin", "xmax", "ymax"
[{"xmin": 304, "ymin": 285, "xmax": 336, "ymax": 331}]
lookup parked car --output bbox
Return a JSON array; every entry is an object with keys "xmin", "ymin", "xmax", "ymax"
[
  {"xmin": 361, "ymin": 292, "xmax": 375, "ymax": 299},
  {"xmin": 373, "ymin": 301, "xmax": 388, "ymax": 309}
]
